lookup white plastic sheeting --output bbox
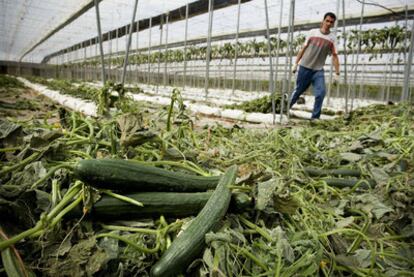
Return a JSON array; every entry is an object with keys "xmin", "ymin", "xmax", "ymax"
[
  {"xmin": 18, "ymin": 77, "xmax": 98, "ymax": 117},
  {"xmin": 1, "ymin": 0, "xmax": 412, "ymax": 63},
  {"xmin": 19, "ymin": 77, "xmax": 288, "ymax": 123},
  {"xmin": 129, "ymin": 91, "xmax": 289, "ymax": 123}
]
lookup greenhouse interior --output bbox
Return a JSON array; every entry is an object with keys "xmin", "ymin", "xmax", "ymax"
[{"xmin": 0, "ymin": 0, "xmax": 413, "ymax": 276}]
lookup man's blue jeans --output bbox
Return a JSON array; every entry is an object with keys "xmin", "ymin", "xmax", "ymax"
[{"xmin": 289, "ymin": 66, "xmax": 326, "ymax": 119}]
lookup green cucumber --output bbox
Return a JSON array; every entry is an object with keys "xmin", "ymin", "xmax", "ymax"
[
  {"xmin": 324, "ymin": 178, "xmax": 376, "ymax": 189},
  {"xmin": 74, "ymin": 159, "xmax": 220, "ymax": 192},
  {"xmin": 304, "ymin": 167, "xmax": 361, "ymax": 177},
  {"xmin": 92, "ymin": 192, "xmax": 210, "ymax": 219},
  {"xmin": 68, "ymin": 191, "xmax": 251, "ymax": 220},
  {"xmin": 150, "ymin": 165, "xmax": 237, "ymax": 277}
]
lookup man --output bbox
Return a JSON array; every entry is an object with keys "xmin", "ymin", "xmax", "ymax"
[{"xmin": 289, "ymin": 12, "xmax": 340, "ymax": 119}]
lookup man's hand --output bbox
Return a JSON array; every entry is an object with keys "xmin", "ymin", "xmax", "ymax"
[
  {"xmin": 292, "ymin": 64, "xmax": 298, "ymax": 74},
  {"xmin": 333, "ymin": 73, "xmax": 340, "ymax": 85}
]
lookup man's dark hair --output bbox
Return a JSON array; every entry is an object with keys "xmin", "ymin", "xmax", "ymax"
[{"xmin": 324, "ymin": 12, "xmax": 336, "ymax": 21}]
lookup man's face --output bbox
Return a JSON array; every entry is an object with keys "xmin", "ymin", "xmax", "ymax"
[{"xmin": 322, "ymin": 16, "xmax": 335, "ymax": 30}]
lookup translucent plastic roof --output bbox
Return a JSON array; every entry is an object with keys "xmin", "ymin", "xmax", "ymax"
[{"xmin": 1, "ymin": 0, "xmax": 412, "ymax": 63}]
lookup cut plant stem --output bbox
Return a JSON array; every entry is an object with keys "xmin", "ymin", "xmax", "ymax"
[
  {"xmin": 31, "ymin": 163, "xmax": 75, "ymax": 189},
  {"xmin": 101, "ymin": 190, "xmax": 144, "ymax": 207},
  {"xmin": 101, "ymin": 224, "xmax": 158, "ymax": 235},
  {"xmin": 96, "ymin": 233, "xmax": 159, "ymax": 253},
  {"xmin": 0, "ymin": 151, "xmax": 43, "ymax": 176}
]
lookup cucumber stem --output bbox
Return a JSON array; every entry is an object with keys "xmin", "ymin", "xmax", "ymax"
[{"xmin": 0, "ymin": 151, "xmax": 42, "ymax": 177}]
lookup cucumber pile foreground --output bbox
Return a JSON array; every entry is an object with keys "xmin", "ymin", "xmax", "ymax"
[{"xmin": 1, "ymin": 75, "xmax": 413, "ymax": 276}]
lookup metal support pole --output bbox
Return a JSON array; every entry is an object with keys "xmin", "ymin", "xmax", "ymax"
[
  {"xmin": 287, "ymin": 0, "xmax": 295, "ymax": 96},
  {"xmin": 108, "ymin": 24, "xmax": 112, "ymax": 81},
  {"xmin": 157, "ymin": 15, "xmax": 164, "ymax": 92},
  {"xmin": 164, "ymin": 12, "xmax": 169, "ymax": 87},
  {"xmin": 83, "ymin": 42, "xmax": 86, "ymax": 81},
  {"xmin": 121, "ymin": 0, "xmax": 139, "ymax": 87},
  {"xmin": 275, "ymin": 0, "xmax": 284, "ymax": 123},
  {"xmin": 204, "ymin": 0, "xmax": 214, "ymax": 98},
  {"xmin": 136, "ymin": 20, "xmax": 140, "ymax": 83},
  {"xmin": 115, "ymin": 28, "xmax": 119, "ymax": 82},
  {"xmin": 95, "ymin": 41, "xmax": 98, "ymax": 80},
  {"xmin": 94, "ymin": 0, "xmax": 106, "ymax": 85},
  {"xmin": 263, "ymin": 0, "xmax": 275, "ymax": 123},
  {"xmin": 147, "ymin": 17, "xmax": 152, "ymax": 85},
  {"xmin": 183, "ymin": 4, "xmax": 189, "ymax": 89},
  {"xmin": 403, "ymin": 1, "xmax": 408, "ymax": 68},
  {"xmin": 350, "ymin": 0, "xmax": 364, "ymax": 112},
  {"xmin": 359, "ymin": 60, "xmax": 366, "ymax": 100},
  {"xmin": 232, "ymin": 0, "xmax": 241, "ymax": 95},
  {"xmin": 402, "ymin": 19, "xmax": 414, "ymax": 102},
  {"xmin": 342, "ymin": 0, "xmax": 349, "ymax": 114},
  {"xmin": 285, "ymin": 0, "xmax": 295, "ymax": 120}
]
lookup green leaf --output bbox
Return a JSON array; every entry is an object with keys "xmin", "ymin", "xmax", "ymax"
[
  {"xmin": 369, "ymin": 165, "xmax": 390, "ymax": 185},
  {"xmin": 336, "ymin": 249, "xmax": 371, "ymax": 268},
  {"xmin": 202, "ymin": 248, "xmax": 214, "ymax": 269},
  {"xmin": 269, "ymin": 227, "xmax": 294, "ymax": 262},
  {"xmin": 86, "ymin": 248, "xmax": 108, "ymax": 276},
  {"xmin": 336, "ymin": 216, "xmax": 354, "ymax": 228},
  {"xmin": 353, "ymin": 249, "xmax": 372, "ymax": 268},
  {"xmin": 354, "ymin": 194, "xmax": 393, "ymax": 219},
  {"xmin": 256, "ymin": 178, "xmax": 278, "ymax": 211},
  {"xmin": 340, "ymin": 152, "xmax": 362, "ymax": 162}
]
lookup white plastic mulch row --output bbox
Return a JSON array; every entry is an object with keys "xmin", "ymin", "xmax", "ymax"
[
  {"xmin": 18, "ymin": 77, "xmax": 98, "ymax": 117},
  {"xmin": 128, "ymin": 83, "xmax": 334, "ymax": 121},
  {"xmin": 87, "ymin": 81, "xmax": 384, "ymax": 115},
  {"xmin": 86, "ymin": 81, "xmax": 265, "ymax": 107},
  {"xmin": 135, "ymin": 83, "xmax": 267, "ymax": 105},
  {"xmin": 298, "ymin": 95, "xmax": 384, "ymax": 113},
  {"xmin": 128, "ymin": 83, "xmax": 382, "ymax": 113},
  {"xmin": 128, "ymin": 93, "xmax": 288, "ymax": 124},
  {"xmin": 20, "ymin": 78, "xmax": 288, "ymax": 124}
]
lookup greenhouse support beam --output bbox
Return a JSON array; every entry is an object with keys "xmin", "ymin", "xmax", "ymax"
[
  {"xmin": 41, "ymin": 0, "xmax": 251, "ymax": 64},
  {"xmin": 116, "ymin": 28, "xmax": 119, "ymax": 82},
  {"xmin": 183, "ymin": 4, "xmax": 189, "ymax": 89},
  {"xmin": 156, "ymin": 16, "xmax": 164, "ymax": 92},
  {"xmin": 275, "ymin": 0, "xmax": 283, "ymax": 123},
  {"xmin": 351, "ymin": 0, "xmax": 365, "ymax": 112},
  {"xmin": 20, "ymin": 0, "xmax": 103, "ymax": 62},
  {"xmin": 164, "ymin": 13, "xmax": 169, "ymax": 87},
  {"xmin": 121, "ymin": 0, "xmax": 139, "ymax": 87},
  {"xmin": 94, "ymin": 0, "xmax": 106, "ymax": 85},
  {"xmin": 232, "ymin": 0, "xmax": 241, "ymax": 95},
  {"xmin": 401, "ymin": 18, "xmax": 414, "ymax": 102},
  {"xmin": 285, "ymin": 0, "xmax": 295, "ymax": 121},
  {"xmin": 342, "ymin": 0, "xmax": 349, "ymax": 114},
  {"xmin": 136, "ymin": 18, "xmax": 140, "ymax": 83},
  {"xmin": 204, "ymin": 0, "xmax": 214, "ymax": 97},
  {"xmin": 42, "ymin": 8, "xmax": 414, "ymax": 64},
  {"xmin": 263, "ymin": 0, "xmax": 275, "ymax": 124},
  {"xmin": 147, "ymin": 18, "xmax": 152, "ymax": 85},
  {"xmin": 108, "ymin": 21, "xmax": 112, "ymax": 81},
  {"xmin": 403, "ymin": 2, "xmax": 409, "ymax": 67}
]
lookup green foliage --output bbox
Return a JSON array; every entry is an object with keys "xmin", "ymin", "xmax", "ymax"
[
  {"xmin": 0, "ymin": 74, "xmax": 25, "ymax": 89},
  {"xmin": 1, "ymin": 81, "xmax": 413, "ymax": 276},
  {"xmin": 26, "ymin": 76, "xmax": 99, "ymax": 102},
  {"xmin": 224, "ymin": 95, "xmax": 285, "ymax": 113},
  {"xmin": 73, "ymin": 26, "xmax": 410, "ymax": 69}
]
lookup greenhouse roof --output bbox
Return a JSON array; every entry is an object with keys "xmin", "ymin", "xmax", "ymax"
[{"xmin": 1, "ymin": 0, "xmax": 412, "ymax": 63}]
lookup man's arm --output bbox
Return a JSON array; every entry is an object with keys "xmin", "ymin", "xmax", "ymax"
[{"xmin": 292, "ymin": 44, "xmax": 308, "ymax": 72}]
